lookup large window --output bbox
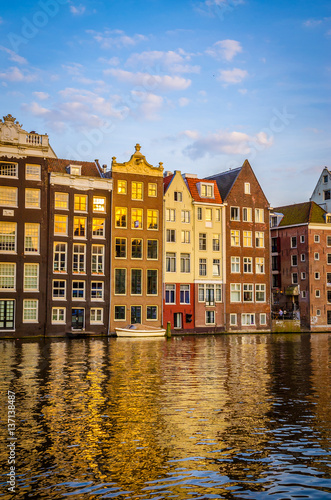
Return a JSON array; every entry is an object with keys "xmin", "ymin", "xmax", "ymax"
[
  {"xmin": 73, "ymin": 217, "xmax": 86, "ymax": 238},
  {"xmin": 212, "ymin": 234, "xmax": 220, "ymax": 251},
  {"xmin": 230, "ymin": 283, "xmax": 241, "ymax": 302},
  {"xmin": 0, "ymin": 222, "xmax": 16, "ymax": 252},
  {"xmin": 181, "ymin": 210, "xmax": 190, "ymax": 223},
  {"xmin": 23, "ymin": 300, "xmax": 38, "ymax": 323},
  {"xmin": 231, "ymin": 256, "xmax": 240, "ymax": 273},
  {"xmin": 147, "ymin": 270, "xmax": 157, "ymax": 295},
  {"xmin": 132, "ymin": 239, "xmax": 142, "ymax": 259},
  {"xmin": 147, "ymin": 209, "xmax": 158, "ymax": 230},
  {"xmin": 201, "ymin": 184, "xmax": 213, "ymax": 197},
  {"xmin": 0, "ymin": 263, "xmax": 16, "ymax": 290},
  {"xmin": 52, "ymin": 280, "xmax": 66, "ymax": 299},
  {"xmin": 180, "ymin": 285, "xmax": 190, "ymax": 304},
  {"xmin": 132, "ymin": 182, "xmax": 143, "ymax": 200},
  {"xmin": 231, "ymin": 230, "xmax": 240, "ymax": 246},
  {"xmin": 148, "ymin": 183, "xmax": 157, "ymax": 197},
  {"xmin": 256, "ymin": 284, "xmax": 266, "ymax": 302},
  {"xmin": 0, "ymin": 300, "xmax": 15, "ymax": 329},
  {"xmin": 92, "ymin": 218, "xmax": 105, "ymax": 238},
  {"xmin": 90, "ymin": 308, "xmax": 103, "ymax": 324},
  {"xmin": 91, "ymin": 282, "xmax": 104, "ymax": 300},
  {"xmin": 132, "ymin": 208, "xmax": 143, "ymax": 229},
  {"xmin": 205, "ymin": 208, "xmax": 212, "ymax": 222},
  {"xmin": 181, "ymin": 230, "xmax": 190, "ymax": 244},
  {"xmin": 131, "ymin": 269, "xmax": 142, "ymax": 295},
  {"xmin": 115, "ymin": 269, "xmax": 126, "ymax": 295},
  {"xmin": 243, "ymin": 257, "xmax": 252, "ymax": 273},
  {"xmin": 0, "ymin": 162, "xmax": 18, "ymax": 178},
  {"xmin": 199, "ymin": 233, "xmax": 207, "ymax": 251},
  {"xmin": 243, "ymin": 207, "xmax": 252, "ymax": 222},
  {"xmin": 256, "ymin": 257, "xmax": 265, "ymax": 274},
  {"xmin": 74, "ymin": 194, "xmax": 87, "ymax": 212},
  {"xmin": 166, "ymin": 252, "xmax": 176, "ymax": 272},
  {"xmin": 165, "ymin": 284, "xmax": 175, "ymax": 304},
  {"xmin": 115, "ymin": 306, "xmax": 126, "ymax": 320},
  {"xmin": 93, "ymin": 196, "xmax": 106, "ymax": 212},
  {"xmin": 166, "ymin": 209, "xmax": 175, "ymax": 222},
  {"xmin": 242, "ymin": 313, "xmax": 255, "ymax": 326},
  {"xmin": 117, "ymin": 180, "xmax": 127, "ymax": 194},
  {"xmin": 72, "ymin": 281, "xmax": 85, "ymax": 300},
  {"xmin": 26, "ymin": 164, "xmax": 41, "ymax": 180},
  {"xmin": 199, "ymin": 258, "xmax": 207, "ymax": 276},
  {"xmin": 243, "ymin": 231, "xmax": 252, "ymax": 247},
  {"xmin": 54, "ymin": 192, "xmax": 69, "ymax": 209},
  {"xmin": 166, "ymin": 229, "xmax": 176, "ymax": 242},
  {"xmin": 91, "ymin": 245, "xmax": 104, "ymax": 274},
  {"xmin": 180, "ymin": 253, "xmax": 190, "ymax": 273},
  {"xmin": 25, "ymin": 188, "xmax": 40, "ymax": 209},
  {"xmin": 243, "ymin": 284, "xmax": 253, "ymax": 302},
  {"xmin": 24, "ymin": 223, "xmax": 40, "ymax": 254},
  {"xmin": 53, "ymin": 243, "xmax": 67, "ymax": 272},
  {"xmin": 115, "ymin": 207, "xmax": 127, "ymax": 228},
  {"xmin": 206, "ymin": 311, "xmax": 215, "ymax": 324},
  {"xmin": 147, "ymin": 240, "xmax": 158, "ymax": 259},
  {"xmin": 213, "ymin": 259, "xmax": 220, "ymax": 276},
  {"xmin": 255, "ymin": 208, "xmax": 264, "ymax": 223},
  {"xmin": 73, "ymin": 244, "xmax": 86, "ymax": 273},
  {"xmin": 146, "ymin": 306, "xmax": 157, "ymax": 320},
  {"xmin": 54, "ymin": 215, "xmax": 68, "ymax": 235},
  {"xmin": 255, "ymin": 231, "xmax": 264, "ymax": 248},
  {"xmin": 230, "ymin": 207, "xmax": 240, "ymax": 221},
  {"xmin": 52, "ymin": 307, "xmax": 66, "ymax": 324},
  {"xmin": 131, "ymin": 306, "xmax": 141, "ymax": 324},
  {"xmin": 24, "ymin": 263, "xmax": 39, "ymax": 291},
  {"xmin": 0, "ymin": 186, "xmax": 17, "ymax": 207},
  {"xmin": 115, "ymin": 238, "xmax": 126, "ymax": 258}
]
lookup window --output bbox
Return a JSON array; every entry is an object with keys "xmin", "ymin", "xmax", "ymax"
[
  {"xmin": 314, "ymin": 235, "xmax": 320, "ymax": 243},
  {"xmin": 54, "ymin": 215, "xmax": 68, "ymax": 236},
  {"xmin": 181, "ymin": 230, "xmax": 190, "ymax": 244},
  {"xmin": 115, "ymin": 207, "xmax": 127, "ymax": 228},
  {"xmin": 242, "ymin": 313, "xmax": 255, "ymax": 326},
  {"xmin": 324, "ymin": 190, "xmax": 331, "ymax": 201},
  {"xmin": 316, "ymin": 309, "xmax": 321, "ymax": 316},
  {"xmin": 148, "ymin": 183, "xmax": 157, "ymax": 197},
  {"xmin": 205, "ymin": 208, "xmax": 212, "ymax": 222},
  {"xmin": 327, "ymin": 236, "xmax": 331, "ymax": 247},
  {"xmin": 115, "ymin": 306, "xmax": 126, "ymax": 320},
  {"xmin": 302, "ymin": 291, "xmax": 307, "ymax": 299},
  {"xmin": 131, "ymin": 269, "xmax": 142, "ymax": 295},
  {"xmin": 315, "ymin": 272, "xmax": 320, "ymax": 280},
  {"xmin": 301, "ymin": 254, "xmax": 305, "ymax": 262},
  {"xmin": 92, "ymin": 218, "xmax": 105, "ymax": 238},
  {"xmin": 166, "ymin": 209, "xmax": 176, "ymax": 222},
  {"xmin": 0, "ymin": 263, "xmax": 15, "ymax": 290},
  {"xmin": 197, "ymin": 207, "xmax": 202, "ymax": 220},
  {"xmin": 25, "ymin": 188, "xmax": 40, "ymax": 208},
  {"xmin": 67, "ymin": 165, "xmax": 81, "ymax": 176},
  {"xmin": 243, "ymin": 257, "xmax": 252, "ymax": 273},
  {"xmin": 180, "ymin": 285, "xmax": 190, "ymax": 304},
  {"xmin": 92, "ymin": 245, "xmax": 104, "ymax": 274},
  {"xmin": 213, "ymin": 259, "xmax": 220, "ymax": 276},
  {"xmin": 73, "ymin": 217, "xmax": 86, "ymax": 238},
  {"xmin": 115, "ymin": 238, "xmax": 126, "ymax": 258},
  {"xmin": 231, "ymin": 256, "xmax": 240, "ymax": 273},
  {"xmin": 255, "ymin": 232, "xmax": 264, "ymax": 248},
  {"xmin": 301, "ymin": 272, "xmax": 306, "ymax": 280},
  {"xmin": 91, "ymin": 308, "xmax": 103, "ymax": 324},
  {"xmin": 230, "ymin": 313, "xmax": 237, "ymax": 326},
  {"xmin": 327, "ymin": 273, "xmax": 331, "ymax": 286},
  {"xmin": 243, "ymin": 284, "xmax": 253, "ymax": 302},
  {"xmin": 180, "ymin": 253, "xmax": 190, "ymax": 273},
  {"xmin": 74, "ymin": 194, "xmax": 87, "ymax": 212},
  {"xmin": 244, "ymin": 183, "xmax": 250, "ymax": 194},
  {"xmin": 54, "ymin": 192, "xmax": 69, "ymax": 209},
  {"xmin": 0, "ymin": 222, "xmax": 16, "ymax": 252},
  {"xmin": 198, "ymin": 284, "xmax": 204, "ymax": 302},
  {"xmin": 271, "ymin": 216, "xmax": 278, "ymax": 227},
  {"xmin": 314, "ymin": 252, "xmax": 319, "ymax": 261},
  {"xmin": 132, "ymin": 239, "xmax": 143, "ymax": 259},
  {"xmin": 72, "ymin": 281, "xmax": 85, "ymax": 300},
  {"xmin": 260, "ymin": 313, "xmax": 267, "ymax": 325},
  {"xmin": 0, "ymin": 300, "xmax": 15, "ymax": 329},
  {"xmin": 0, "ymin": 162, "xmax": 18, "ymax": 177},
  {"xmin": 166, "ymin": 252, "xmax": 176, "ymax": 272},
  {"xmin": 165, "ymin": 284, "xmax": 176, "ymax": 304},
  {"xmin": 328, "ymin": 254, "xmax": 331, "ymax": 264},
  {"xmin": 147, "ymin": 306, "xmax": 157, "ymax": 320},
  {"xmin": 24, "ymin": 223, "xmax": 39, "ymax": 254},
  {"xmin": 291, "ymin": 236, "xmax": 297, "ymax": 248},
  {"xmin": 26, "ymin": 164, "xmax": 41, "ymax": 180},
  {"xmin": 117, "ymin": 180, "xmax": 127, "ymax": 194},
  {"xmin": 243, "ymin": 231, "xmax": 252, "ymax": 247},
  {"xmin": 91, "ymin": 282, "xmax": 104, "ymax": 300},
  {"xmin": 147, "ymin": 209, "xmax": 158, "ymax": 229},
  {"xmin": 272, "ymin": 256, "xmax": 278, "ymax": 271},
  {"xmin": 328, "ymin": 291, "xmax": 331, "ymax": 303},
  {"xmin": 201, "ymin": 184, "xmax": 213, "ymax": 197},
  {"xmin": 174, "ymin": 191, "xmax": 182, "ymax": 201},
  {"xmin": 216, "ymin": 284, "xmax": 222, "ymax": 302},
  {"xmin": 52, "ymin": 308, "xmax": 66, "ymax": 324},
  {"xmin": 147, "ymin": 270, "xmax": 157, "ymax": 295},
  {"xmin": 132, "ymin": 182, "xmax": 143, "ymax": 200},
  {"xmin": 199, "ymin": 233, "xmax": 207, "ymax": 250},
  {"xmin": 131, "ymin": 306, "xmax": 142, "ymax": 324},
  {"xmin": 0, "ymin": 186, "xmax": 17, "ymax": 207},
  {"xmin": 256, "ymin": 284, "xmax": 266, "ymax": 302},
  {"xmin": 73, "ymin": 244, "xmax": 86, "ymax": 273},
  {"xmin": 243, "ymin": 207, "xmax": 252, "ymax": 222},
  {"xmin": 255, "ymin": 209, "xmax": 264, "ymax": 223},
  {"xmin": 315, "ymin": 289, "xmax": 320, "ymax": 298},
  {"xmin": 181, "ymin": 210, "xmax": 190, "ymax": 223},
  {"xmin": 206, "ymin": 311, "xmax": 215, "ymax": 324},
  {"xmin": 231, "ymin": 230, "xmax": 240, "ymax": 246},
  {"xmin": 230, "ymin": 207, "xmax": 240, "ymax": 221},
  {"xmin": 132, "ymin": 208, "xmax": 143, "ymax": 229},
  {"xmin": 93, "ymin": 196, "xmax": 106, "ymax": 212},
  {"xmin": 199, "ymin": 259, "xmax": 207, "ymax": 276},
  {"xmin": 292, "ymin": 273, "xmax": 298, "ymax": 284},
  {"xmin": 291, "ymin": 255, "xmax": 298, "ymax": 266},
  {"xmin": 212, "ymin": 234, "xmax": 220, "ymax": 251},
  {"xmin": 206, "ymin": 285, "xmax": 215, "ymax": 305},
  {"xmin": 115, "ymin": 269, "xmax": 126, "ymax": 295},
  {"xmin": 256, "ymin": 258, "xmax": 264, "ymax": 274},
  {"xmin": 300, "ymin": 235, "xmax": 305, "ymax": 243},
  {"xmin": 230, "ymin": 283, "xmax": 241, "ymax": 302},
  {"xmin": 324, "ymin": 175, "xmax": 329, "ymax": 184},
  {"xmin": 53, "ymin": 243, "xmax": 67, "ymax": 272},
  {"xmin": 147, "ymin": 240, "xmax": 158, "ymax": 259},
  {"xmin": 24, "ymin": 264, "xmax": 39, "ymax": 291},
  {"xmin": 215, "ymin": 209, "xmax": 220, "ymax": 222},
  {"xmin": 23, "ymin": 300, "xmax": 38, "ymax": 322},
  {"xmin": 52, "ymin": 280, "xmax": 66, "ymax": 299}
]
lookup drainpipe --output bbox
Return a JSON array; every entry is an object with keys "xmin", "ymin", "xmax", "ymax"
[{"xmin": 222, "ymin": 203, "xmax": 227, "ymax": 331}]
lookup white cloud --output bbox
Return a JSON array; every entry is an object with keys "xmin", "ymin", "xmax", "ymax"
[
  {"xmin": 181, "ymin": 130, "xmax": 200, "ymax": 140},
  {"xmin": 104, "ymin": 68, "xmax": 191, "ymax": 91},
  {"xmin": 217, "ymin": 67, "xmax": 248, "ymax": 84},
  {"xmin": 22, "ymin": 101, "xmax": 50, "ymax": 116},
  {"xmin": 183, "ymin": 128, "xmax": 273, "ymax": 159},
  {"xmin": 0, "ymin": 66, "xmax": 37, "ymax": 83},
  {"xmin": 126, "ymin": 50, "xmax": 200, "ymax": 74},
  {"xmin": 303, "ymin": 19, "xmax": 322, "ymax": 28},
  {"xmin": 238, "ymin": 88, "xmax": 247, "ymax": 95},
  {"xmin": 33, "ymin": 92, "xmax": 50, "ymax": 100},
  {"xmin": 87, "ymin": 29, "xmax": 147, "ymax": 49},
  {"xmin": 131, "ymin": 91, "xmax": 164, "ymax": 119},
  {"xmin": 206, "ymin": 40, "xmax": 242, "ymax": 61},
  {"xmin": 0, "ymin": 46, "xmax": 27, "ymax": 64},
  {"xmin": 178, "ymin": 97, "xmax": 190, "ymax": 107},
  {"xmin": 62, "ymin": 63, "xmax": 84, "ymax": 76},
  {"xmin": 98, "ymin": 57, "xmax": 120, "ymax": 66},
  {"xmin": 70, "ymin": 4, "xmax": 86, "ymax": 15}
]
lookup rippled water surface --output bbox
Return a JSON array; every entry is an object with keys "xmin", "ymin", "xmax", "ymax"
[{"xmin": 1, "ymin": 333, "xmax": 331, "ymax": 499}]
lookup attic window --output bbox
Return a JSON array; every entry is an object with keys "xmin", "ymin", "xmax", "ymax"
[
  {"xmin": 67, "ymin": 165, "xmax": 82, "ymax": 176},
  {"xmin": 200, "ymin": 183, "xmax": 214, "ymax": 198},
  {"xmin": 325, "ymin": 213, "xmax": 331, "ymax": 224},
  {"xmin": 244, "ymin": 183, "xmax": 250, "ymax": 194},
  {"xmin": 323, "ymin": 175, "xmax": 328, "ymax": 184},
  {"xmin": 324, "ymin": 190, "xmax": 330, "ymax": 200},
  {"xmin": 271, "ymin": 216, "xmax": 278, "ymax": 227}
]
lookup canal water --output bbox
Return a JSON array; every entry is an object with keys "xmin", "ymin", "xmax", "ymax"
[{"xmin": 0, "ymin": 334, "xmax": 331, "ymax": 499}]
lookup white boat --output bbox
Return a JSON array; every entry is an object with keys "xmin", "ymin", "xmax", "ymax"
[{"xmin": 115, "ymin": 324, "xmax": 166, "ymax": 337}]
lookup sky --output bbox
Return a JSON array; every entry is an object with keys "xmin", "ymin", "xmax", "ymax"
[{"xmin": 0, "ymin": 0, "xmax": 330, "ymax": 206}]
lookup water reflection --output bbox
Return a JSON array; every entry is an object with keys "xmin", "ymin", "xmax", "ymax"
[{"xmin": 0, "ymin": 334, "xmax": 331, "ymax": 499}]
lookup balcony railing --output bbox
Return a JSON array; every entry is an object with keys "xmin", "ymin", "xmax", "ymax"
[{"xmin": 26, "ymin": 134, "xmax": 43, "ymax": 145}]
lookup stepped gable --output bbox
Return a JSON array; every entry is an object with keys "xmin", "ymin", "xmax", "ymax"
[{"xmin": 274, "ymin": 201, "xmax": 327, "ymax": 226}]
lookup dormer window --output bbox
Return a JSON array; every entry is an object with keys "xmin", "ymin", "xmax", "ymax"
[
  {"xmin": 324, "ymin": 175, "xmax": 328, "ymax": 184},
  {"xmin": 200, "ymin": 183, "xmax": 214, "ymax": 198},
  {"xmin": 67, "ymin": 165, "xmax": 82, "ymax": 176},
  {"xmin": 325, "ymin": 213, "xmax": 331, "ymax": 223},
  {"xmin": 271, "ymin": 216, "xmax": 278, "ymax": 227}
]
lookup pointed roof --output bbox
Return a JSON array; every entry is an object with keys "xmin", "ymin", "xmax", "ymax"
[
  {"xmin": 185, "ymin": 177, "xmax": 222, "ymax": 204},
  {"xmin": 206, "ymin": 167, "xmax": 242, "ymax": 200},
  {"xmin": 274, "ymin": 201, "xmax": 327, "ymax": 226},
  {"xmin": 163, "ymin": 174, "xmax": 174, "ymax": 193}
]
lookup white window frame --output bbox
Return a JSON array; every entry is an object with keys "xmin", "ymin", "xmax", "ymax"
[
  {"xmin": 23, "ymin": 299, "xmax": 38, "ymax": 323},
  {"xmin": 91, "ymin": 281, "xmax": 104, "ymax": 301},
  {"xmin": 256, "ymin": 284, "xmax": 266, "ymax": 302},
  {"xmin": 52, "ymin": 307, "xmax": 66, "ymax": 324},
  {"xmin": 230, "ymin": 313, "xmax": 237, "ymax": 326},
  {"xmin": 242, "ymin": 313, "xmax": 255, "ymax": 326},
  {"xmin": 25, "ymin": 188, "xmax": 41, "ymax": 209},
  {"xmin": 72, "ymin": 281, "xmax": 86, "ymax": 300},
  {"xmin": 52, "ymin": 280, "xmax": 66, "ymax": 300},
  {"xmin": 26, "ymin": 164, "xmax": 41, "ymax": 181},
  {"xmin": 230, "ymin": 283, "xmax": 241, "ymax": 303},
  {"xmin": 54, "ymin": 215, "xmax": 68, "ymax": 236},
  {"xmin": 54, "ymin": 192, "xmax": 69, "ymax": 210},
  {"xmin": 0, "ymin": 263, "xmax": 16, "ymax": 290},
  {"xmin": 0, "ymin": 162, "xmax": 18, "ymax": 178},
  {"xmin": 23, "ymin": 263, "xmax": 39, "ymax": 292},
  {"xmin": 24, "ymin": 223, "xmax": 40, "ymax": 254},
  {"xmin": 0, "ymin": 186, "xmax": 18, "ymax": 207},
  {"xmin": 0, "ymin": 221, "xmax": 17, "ymax": 253},
  {"xmin": 92, "ymin": 245, "xmax": 105, "ymax": 274},
  {"xmin": 255, "ymin": 208, "xmax": 264, "ymax": 223},
  {"xmin": 90, "ymin": 308, "xmax": 104, "ymax": 324},
  {"xmin": 231, "ymin": 256, "xmax": 240, "ymax": 273}
]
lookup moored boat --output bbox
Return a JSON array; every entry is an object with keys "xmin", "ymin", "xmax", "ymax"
[{"xmin": 115, "ymin": 324, "xmax": 166, "ymax": 337}]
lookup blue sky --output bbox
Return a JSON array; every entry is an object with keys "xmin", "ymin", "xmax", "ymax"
[{"xmin": 0, "ymin": 0, "xmax": 330, "ymax": 206}]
